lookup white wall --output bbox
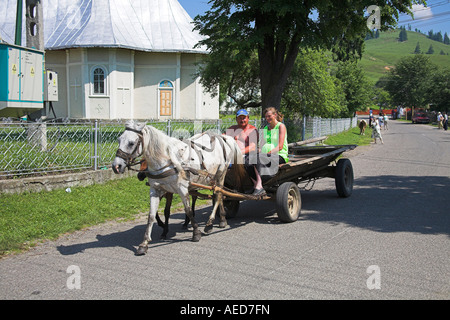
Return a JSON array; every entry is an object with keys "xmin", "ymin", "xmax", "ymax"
[{"xmin": 45, "ymin": 48, "xmax": 219, "ymax": 120}]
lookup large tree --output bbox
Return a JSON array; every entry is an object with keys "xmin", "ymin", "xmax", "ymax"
[
  {"xmin": 333, "ymin": 60, "xmax": 372, "ymax": 116},
  {"xmin": 194, "ymin": 0, "xmax": 424, "ymax": 111},
  {"xmin": 281, "ymin": 50, "xmax": 347, "ymax": 118},
  {"xmin": 383, "ymin": 55, "xmax": 437, "ymax": 108},
  {"xmin": 427, "ymin": 67, "xmax": 450, "ymax": 112}
]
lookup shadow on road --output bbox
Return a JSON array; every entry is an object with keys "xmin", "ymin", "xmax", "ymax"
[
  {"xmin": 57, "ymin": 203, "xmax": 262, "ymax": 256},
  {"xmin": 299, "ymin": 175, "xmax": 450, "ymax": 237},
  {"xmin": 57, "ymin": 175, "xmax": 449, "ymax": 256}
]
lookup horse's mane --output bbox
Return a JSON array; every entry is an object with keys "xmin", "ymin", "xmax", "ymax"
[{"xmin": 142, "ymin": 125, "xmax": 171, "ymax": 163}]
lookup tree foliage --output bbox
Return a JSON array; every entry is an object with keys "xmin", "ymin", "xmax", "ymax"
[
  {"xmin": 399, "ymin": 26, "xmax": 408, "ymax": 42},
  {"xmin": 427, "ymin": 68, "xmax": 450, "ymax": 112},
  {"xmin": 413, "ymin": 42, "xmax": 421, "ymax": 54},
  {"xmin": 194, "ymin": 0, "xmax": 423, "ymax": 112},
  {"xmin": 333, "ymin": 60, "xmax": 373, "ymax": 116},
  {"xmin": 382, "ymin": 55, "xmax": 437, "ymax": 108},
  {"xmin": 281, "ymin": 50, "xmax": 347, "ymax": 118}
]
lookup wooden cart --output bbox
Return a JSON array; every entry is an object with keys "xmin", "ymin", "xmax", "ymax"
[{"xmin": 191, "ymin": 138, "xmax": 356, "ymax": 223}]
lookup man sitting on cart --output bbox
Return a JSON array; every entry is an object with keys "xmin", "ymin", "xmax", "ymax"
[{"xmin": 226, "ymin": 109, "xmax": 265, "ymax": 196}]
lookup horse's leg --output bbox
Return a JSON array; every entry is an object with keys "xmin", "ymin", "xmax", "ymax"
[
  {"xmin": 183, "ymin": 195, "xmax": 197, "ymax": 229},
  {"xmin": 155, "ymin": 194, "xmax": 165, "ymax": 228},
  {"xmin": 161, "ymin": 193, "xmax": 173, "ymax": 240},
  {"xmin": 204, "ymin": 192, "xmax": 220, "ymax": 234},
  {"xmin": 217, "ymin": 172, "xmax": 228, "ymax": 229},
  {"xmin": 137, "ymin": 188, "xmax": 162, "ymax": 255},
  {"xmin": 205, "ymin": 166, "xmax": 229, "ymax": 233},
  {"xmin": 218, "ymin": 193, "xmax": 227, "ymax": 228},
  {"xmin": 181, "ymin": 191, "xmax": 201, "ymax": 242}
]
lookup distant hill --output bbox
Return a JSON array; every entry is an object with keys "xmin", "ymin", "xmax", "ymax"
[{"xmin": 359, "ymin": 30, "xmax": 450, "ymax": 84}]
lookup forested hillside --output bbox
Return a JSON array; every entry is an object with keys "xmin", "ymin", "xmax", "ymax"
[{"xmin": 359, "ymin": 29, "xmax": 450, "ymax": 83}]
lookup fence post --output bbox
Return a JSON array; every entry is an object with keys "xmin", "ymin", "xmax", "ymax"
[
  {"xmin": 167, "ymin": 119, "xmax": 172, "ymax": 136},
  {"xmin": 302, "ymin": 115, "xmax": 306, "ymax": 141},
  {"xmin": 94, "ymin": 120, "xmax": 99, "ymax": 170},
  {"xmin": 217, "ymin": 118, "xmax": 222, "ymax": 134},
  {"xmin": 27, "ymin": 122, "xmax": 47, "ymax": 152}
]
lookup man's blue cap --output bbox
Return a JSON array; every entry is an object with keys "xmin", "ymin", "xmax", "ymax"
[{"xmin": 236, "ymin": 109, "xmax": 249, "ymax": 117}]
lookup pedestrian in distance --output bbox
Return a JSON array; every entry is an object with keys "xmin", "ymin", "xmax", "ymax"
[
  {"xmin": 379, "ymin": 112, "xmax": 384, "ymax": 130},
  {"xmin": 443, "ymin": 112, "xmax": 448, "ymax": 131},
  {"xmin": 437, "ymin": 112, "xmax": 443, "ymax": 129},
  {"xmin": 371, "ymin": 117, "xmax": 384, "ymax": 144}
]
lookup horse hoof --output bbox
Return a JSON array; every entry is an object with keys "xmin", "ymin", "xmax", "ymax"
[
  {"xmin": 219, "ymin": 221, "xmax": 227, "ymax": 228},
  {"xmin": 204, "ymin": 224, "xmax": 213, "ymax": 234},
  {"xmin": 192, "ymin": 231, "xmax": 202, "ymax": 242},
  {"xmin": 136, "ymin": 246, "xmax": 148, "ymax": 256}
]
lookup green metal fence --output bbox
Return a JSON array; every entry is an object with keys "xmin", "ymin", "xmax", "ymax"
[{"xmin": 0, "ymin": 117, "xmax": 355, "ymax": 179}]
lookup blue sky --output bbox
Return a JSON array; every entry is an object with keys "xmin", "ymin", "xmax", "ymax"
[
  {"xmin": 179, "ymin": 0, "xmax": 450, "ymax": 35},
  {"xmin": 398, "ymin": 0, "xmax": 450, "ymax": 35}
]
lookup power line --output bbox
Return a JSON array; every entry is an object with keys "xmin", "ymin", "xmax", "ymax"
[
  {"xmin": 399, "ymin": 9, "xmax": 450, "ymax": 24},
  {"xmin": 407, "ymin": 17, "xmax": 450, "ymax": 29}
]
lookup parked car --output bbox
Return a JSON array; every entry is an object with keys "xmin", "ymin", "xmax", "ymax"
[{"xmin": 412, "ymin": 112, "xmax": 430, "ymax": 124}]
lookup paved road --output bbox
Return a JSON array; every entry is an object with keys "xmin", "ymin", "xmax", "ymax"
[{"xmin": 1, "ymin": 119, "xmax": 449, "ymax": 301}]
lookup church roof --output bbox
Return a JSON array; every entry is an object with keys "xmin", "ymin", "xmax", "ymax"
[{"xmin": 0, "ymin": 0, "xmax": 207, "ymax": 53}]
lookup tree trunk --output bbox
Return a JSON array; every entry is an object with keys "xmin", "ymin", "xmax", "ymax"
[{"xmin": 257, "ymin": 32, "xmax": 301, "ymax": 112}]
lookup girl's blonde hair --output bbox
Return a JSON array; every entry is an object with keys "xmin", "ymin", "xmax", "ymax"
[{"xmin": 263, "ymin": 107, "xmax": 284, "ymax": 122}]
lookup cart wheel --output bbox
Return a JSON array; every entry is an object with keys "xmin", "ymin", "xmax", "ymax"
[
  {"xmin": 335, "ymin": 158, "xmax": 354, "ymax": 198},
  {"xmin": 276, "ymin": 182, "xmax": 301, "ymax": 223}
]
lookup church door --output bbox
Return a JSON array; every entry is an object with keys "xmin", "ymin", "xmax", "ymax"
[{"xmin": 160, "ymin": 89, "xmax": 172, "ymax": 116}]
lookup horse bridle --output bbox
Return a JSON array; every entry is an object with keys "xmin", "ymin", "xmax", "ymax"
[{"xmin": 115, "ymin": 127, "xmax": 145, "ymax": 170}]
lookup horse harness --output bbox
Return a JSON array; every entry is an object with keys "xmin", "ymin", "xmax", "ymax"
[
  {"xmin": 115, "ymin": 127, "xmax": 145, "ymax": 170},
  {"xmin": 118, "ymin": 128, "xmax": 229, "ymax": 181}
]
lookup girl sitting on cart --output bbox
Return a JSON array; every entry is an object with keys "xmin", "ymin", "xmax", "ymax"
[{"xmin": 253, "ymin": 107, "xmax": 289, "ymax": 196}]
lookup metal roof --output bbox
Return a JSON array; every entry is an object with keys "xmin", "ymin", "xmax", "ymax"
[{"xmin": 0, "ymin": 0, "xmax": 207, "ymax": 53}]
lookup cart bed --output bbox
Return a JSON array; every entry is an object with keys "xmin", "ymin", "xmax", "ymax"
[{"xmin": 263, "ymin": 145, "xmax": 356, "ymax": 189}]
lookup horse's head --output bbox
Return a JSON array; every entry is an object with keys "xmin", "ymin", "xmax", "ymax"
[{"xmin": 112, "ymin": 120, "xmax": 145, "ymax": 174}]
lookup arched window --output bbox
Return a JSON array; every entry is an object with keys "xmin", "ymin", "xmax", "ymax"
[
  {"xmin": 91, "ymin": 66, "xmax": 107, "ymax": 95},
  {"xmin": 159, "ymin": 80, "xmax": 174, "ymax": 116}
]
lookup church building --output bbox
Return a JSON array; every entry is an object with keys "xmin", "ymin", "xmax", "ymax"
[{"xmin": 0, "ymin": 0, "xmax": 219, "ymax": 120}]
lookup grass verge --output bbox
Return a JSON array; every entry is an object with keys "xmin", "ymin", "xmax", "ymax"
[
  {"xmin": 324, "ymin": 125, "xmax": 373, "ymax": 146},
  {"xmin": 0, "ymin": 176, "xmax": 208, "ymax": 256}
]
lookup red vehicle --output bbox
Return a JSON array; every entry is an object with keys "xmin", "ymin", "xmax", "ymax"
[{"xmin": 412, "ymin": 112, "xmax": 430, "ymax": 124}]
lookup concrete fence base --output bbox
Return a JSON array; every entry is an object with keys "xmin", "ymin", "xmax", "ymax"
[{"xmin": 0, "ymin": 169, "xmax": 136, "ymax": 195}]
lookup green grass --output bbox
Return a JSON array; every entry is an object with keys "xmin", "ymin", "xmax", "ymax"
[
  {"xmin": 0, "ymin": 177, "xmax": 209, "ymax": 256},
  {"xmin": 359, "ymin": 30, "xmax": 450, "ymax": 83},
  {"xmin": 324, "ymin": 124, "xmax": 372, "ymax": 146}
]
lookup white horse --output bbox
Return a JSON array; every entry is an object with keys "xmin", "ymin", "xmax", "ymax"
[{"xmin": 112, "ymin": 120, "xmax": 245, "ymax": 255}]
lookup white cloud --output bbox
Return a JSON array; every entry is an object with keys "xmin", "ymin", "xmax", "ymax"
[{"xmin": 411, "ymin": 4, "xmax": 433, "ymax": 20}]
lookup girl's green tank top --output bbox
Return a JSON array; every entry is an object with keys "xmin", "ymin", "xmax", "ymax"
[{"xmin": 262, "ymin": 122, "xmax": 289, "ymax": 163}]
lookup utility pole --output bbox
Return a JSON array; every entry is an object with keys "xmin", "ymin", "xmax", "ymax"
[
  {"xmin": 26, "ymin": 0, "xmax": 44, "ymax": 51},
  {"xmin": 15, "ymin": 0, "xmax": 23, "ymax": 45},
  {"xmin": 25, "ymin": 0, "xmax": 46, "ymax": 150}
]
